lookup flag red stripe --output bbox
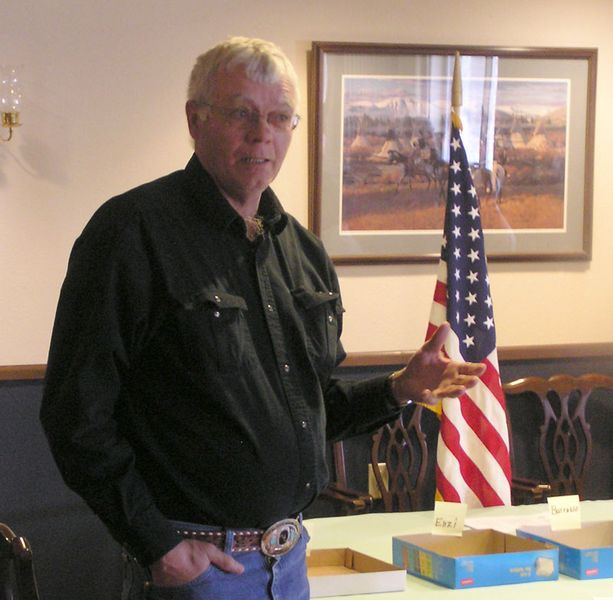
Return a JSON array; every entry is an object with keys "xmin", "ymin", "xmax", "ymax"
[
  {"xmin": 481, "ymin": 358, "xmax": 507, "ymax": 412},
  {"xmin": 470, "ymin": 358, "xmax": 512, "ymax": 480},
  {"xmin": 435, "ymin": 464, "xmax": 461, "ymax": 503},
  {"xmin": 425, "ymin": 322, "xmax": 438, "ymax": 341},
  {"xmin": 439, "ymin": 406, "xmax": 505, "ymax": 506},
  {"xmin": 461, "ymin": 391, "xmax": 512, "ymax": 481},
  {"xmin": 433, "ymin": 279, "xmax": 447, "ymax": 304}
]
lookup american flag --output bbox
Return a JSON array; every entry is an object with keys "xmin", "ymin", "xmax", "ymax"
[{"xmin": 426, "ymin": 123, "xmax": 512, "ymax": 507}]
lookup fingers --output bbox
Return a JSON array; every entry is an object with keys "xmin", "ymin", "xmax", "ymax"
[
  {"xmin": 425, "ymin": 373, "xmax": 483, "ymax": 402},
  {"xmin": 458, "ymin": 361, "xmax": 486, "ymax": 377},
  {"xmin": 150, "ymin": 539, "xmax": 244, "ymax": 588},
  {"xmin": 422, "ymin": 385, "xmax": 464, "ymax": 404},
  {"xmin": 423, "ymin": 326, "xmax": 486, "ymax": 377},
  {"xmin": 205, "ymin": 543, "xmax": 245, "ymax": 575},
  {"xmin": 448, "ymin": 370, "xmax": 483, "ymax": 390},
  {"xmin": 422, "ymin": 322, "xmax": 450, "ymax": 353}
]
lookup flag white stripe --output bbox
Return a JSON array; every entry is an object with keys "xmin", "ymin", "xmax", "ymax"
[
  {"xmin": 486, "ymin": 349, "xmax": 500, "ymax": 372},
  {"xmin": 436, "ymin": 259, "xmax": 448, "ymax": 284},
  {"xmin": 464, "ymin": 379, "xmax": 510, "ymax": 447},
  {"xmin": 443, "ymin": 325, "xmax": 463, "ymax": 363},
  {"xmin": 436, "ymin": 434, "xmax": 482, "ymax": 507},
  {"xmin": 429, "ymin": 301, "xmax": 447, "ymax": 329}
]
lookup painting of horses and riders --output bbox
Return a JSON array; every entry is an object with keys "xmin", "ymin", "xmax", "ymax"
[{"xmin": 340, "ymin": 75, "xmax": 568, "ymax": 234}]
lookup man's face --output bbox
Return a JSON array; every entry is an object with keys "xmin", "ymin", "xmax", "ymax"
[{"xmin": 186, "ymin": 66, "xmax": 297, "ymax": 209}]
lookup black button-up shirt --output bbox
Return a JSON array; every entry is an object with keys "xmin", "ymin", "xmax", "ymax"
[{"xmin": 41, "ymin": 155, "xmax": 401, "ymax": 565}]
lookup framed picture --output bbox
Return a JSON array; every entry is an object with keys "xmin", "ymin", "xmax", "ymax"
[{"xmin": 309, "ymin": 42, "xmax": 597, "ymax": 264}]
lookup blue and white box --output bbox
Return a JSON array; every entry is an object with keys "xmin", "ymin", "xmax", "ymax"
[
  {"xmin": 393, "ymin": 529, "xmax": 558, "ymax": 589},
  {"xmin": 517, "ymin": 521, "xmax": 613, "ymax": 580}
]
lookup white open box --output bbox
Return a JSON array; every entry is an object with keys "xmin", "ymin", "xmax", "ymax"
[{"xmin": 307, "ymin": 547, "xmax": 406, "ymax": 597}]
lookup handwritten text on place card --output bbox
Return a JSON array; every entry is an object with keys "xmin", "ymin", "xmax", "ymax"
[
  {"xmin": 547, "ymin": 494, "xmax": 581, "ymax": 530},
  {"xmin": 432, "ymin": 501, "xmax": 467, "ymax": 536}
]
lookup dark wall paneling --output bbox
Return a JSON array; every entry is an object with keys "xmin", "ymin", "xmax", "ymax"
[{"xmin": 0, "ymin": 380, "xmax": 122, "ymax": 600}]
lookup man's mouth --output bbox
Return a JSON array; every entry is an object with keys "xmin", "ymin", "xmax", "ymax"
[{"xmin": 243, "ymin": 157, "xmax": 269, "ymax": 164}]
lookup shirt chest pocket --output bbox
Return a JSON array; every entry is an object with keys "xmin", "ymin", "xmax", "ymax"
[
  {"xmin": 291, "ymin": 287, "xmax": 342, "ymax": 372},
  {"xmin": 178, "ymin": 289, "xmax": 249, "ymax": 375}
]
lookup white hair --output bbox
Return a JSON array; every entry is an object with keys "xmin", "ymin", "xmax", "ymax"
[{"xmin": 187, "ymin": 36, "xmax": 299, "ymax": 106}]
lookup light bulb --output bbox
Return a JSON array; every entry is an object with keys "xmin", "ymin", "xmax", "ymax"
[{"xmin": 1, "ymin": 66, "xmax": 22, "ymax": 113}]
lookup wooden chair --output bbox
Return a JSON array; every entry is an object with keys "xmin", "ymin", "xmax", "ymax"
[
  {"xmin": 370, "ymin": 404, "xmax": 436, "ymax": 512},
  {"xmin": 321, "ymin": 403, "xmax": 437, "ymax": 514},
  {"xmin": 0, "ymin": 523, "xmax": 40, "ymax": 600},
  {"xmin": 503, "ymin": 373, "xmax": 613, "ymax": 504},
  {"xmin": 316, "ymin": 441, "xmax": 374, "ymax": 515}
]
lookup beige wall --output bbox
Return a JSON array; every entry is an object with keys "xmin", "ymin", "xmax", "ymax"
[{"xmin": 1, "ymin": 0, "xmax": 612, "ymax": 365}]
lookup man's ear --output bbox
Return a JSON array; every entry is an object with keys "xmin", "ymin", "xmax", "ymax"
[{"xmin": 185, "ymin": 100, "xmax": 206, "ymax": 138}]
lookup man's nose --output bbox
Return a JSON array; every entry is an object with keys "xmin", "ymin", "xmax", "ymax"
[{"xmin": 246, "ymin": 113, "xmax": 274, "ymax": 139}]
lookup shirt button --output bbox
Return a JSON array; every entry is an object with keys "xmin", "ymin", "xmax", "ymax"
[
  {"xmin": 327, "ymin": 315, "xmax": 334, "ymax": 323},
  {"xmin": 267, "ymin": 304, "xmax": 274, "ymax": 312},
  {"xmin": 305, "ymin": 482, "xmax": 311, "ymax": 490},
  {"xmin": 214, "ymin": 295, "xmax": 221, "ymax": 303},
  {"xmin": 213, "ymin": 310, "xmax": 220, "ymax": 318},
  {"xmin": 301, "ymin": 420, "xmax": 307, "ymax": 429},
  {"xmin": 283, "ymin": 363, "xmax": 290, "ymax": 373}
]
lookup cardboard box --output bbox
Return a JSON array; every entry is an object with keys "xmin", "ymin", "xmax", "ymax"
[
  {"xmin": 307, "ymin": 548, "xmax": 406, "ymax": 597},
  {"xmin": 392, "ymin": 529, "xmax": 558, "ymax": 589},
  {"xmin": 517, "ymin": 521, "xmax": 613, "ymax": 579}
]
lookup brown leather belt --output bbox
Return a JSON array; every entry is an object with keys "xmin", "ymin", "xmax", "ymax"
[{"xmin": 177, "ymin": 518, "xmax": 302, "ymax": 557}]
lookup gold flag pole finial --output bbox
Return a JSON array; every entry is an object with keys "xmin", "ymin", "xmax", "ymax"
[{"xmin": 451, "ymin": 51, "xmax": 463, "ymax": 130}]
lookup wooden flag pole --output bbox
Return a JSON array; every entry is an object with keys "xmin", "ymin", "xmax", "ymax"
[{"xmin": 452, "ymin": 51, "xmax": 463, "ymax": 130}]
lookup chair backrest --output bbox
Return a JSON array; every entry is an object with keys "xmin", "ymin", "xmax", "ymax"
[
  {"xmin": 503, "ymin": 373, "xmax": 613, "ymax": 500},
  {"xmin": 0, "ymin": 523, "xmax": 40, "ymax": 600},
  {"xmin": 370, "ymin": 404, "xmax": 437, "ymax": 512}
]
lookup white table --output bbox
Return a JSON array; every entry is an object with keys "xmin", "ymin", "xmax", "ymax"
[{"xmin": 304, "ymin": 500, "xmax": 613, "ymax": 599}]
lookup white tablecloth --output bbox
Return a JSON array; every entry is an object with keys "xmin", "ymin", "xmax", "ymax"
[{"xmin": 304, "ymin": 500, "xmax": 613, "ymax": 599}]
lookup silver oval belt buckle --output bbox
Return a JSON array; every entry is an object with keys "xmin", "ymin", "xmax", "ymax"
[{"xmin": 260, "ymin": 518, "xmax": 302, "ymax": 557}]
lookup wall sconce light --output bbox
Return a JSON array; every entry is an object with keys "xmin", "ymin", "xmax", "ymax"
[{"xmin": 1, "ymin": 66, "xmax": 22, "ymax": 142}]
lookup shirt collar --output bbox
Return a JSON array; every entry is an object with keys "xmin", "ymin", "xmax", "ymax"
[{"xmin": 184, "ymin": 154, "xmax": 288, "ymax": 236}]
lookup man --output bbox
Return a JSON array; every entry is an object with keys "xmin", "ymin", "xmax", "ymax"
[{"xmin": 41, "ymin": 37, "xmax": 484, "ymax": 599}]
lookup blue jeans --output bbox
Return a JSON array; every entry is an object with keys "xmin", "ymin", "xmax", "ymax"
[{"xmin": 122, "ymin": 520, "xmax": 310, "ymax": 600}]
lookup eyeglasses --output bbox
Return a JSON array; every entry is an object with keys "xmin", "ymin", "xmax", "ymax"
[{"xmin": 199, "ymin": 102, "xmax": 300, "ymax": 132}]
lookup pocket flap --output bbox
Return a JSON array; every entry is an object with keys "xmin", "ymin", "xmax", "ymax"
[
  {"xmin": 292, "ymin": 286, "xmax": 341, "ymax": 311},
  {"xmin": 185, "ymin": 289, "xmax": 248, "ymax": 311}
]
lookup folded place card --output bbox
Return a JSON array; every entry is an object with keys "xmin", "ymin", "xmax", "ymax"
[
  {"xmin": 547, "ymin": 494, "xmax": 581, "ymax": 530},
  {"xmin": 431, "ymin": 501, "xmax": 467, "ymax": 536}
]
